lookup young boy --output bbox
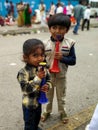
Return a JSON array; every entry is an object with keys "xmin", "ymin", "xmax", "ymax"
[
  {"xmin": 17, "ymin": 38, "xmax": 52, "ymax": 130},
  {"xmin": 41, "ymin": 13, "xmax": 76, "ymax": 123}
]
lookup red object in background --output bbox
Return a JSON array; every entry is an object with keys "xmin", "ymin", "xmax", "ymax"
[
  {"xmin": 28, "ymin": 8, "xmax": 32, "ymax": 14},
  {"xmin": 70, "ymin": 16, "xmax": 76, "ymax": 24},
  {"xmin": 46, "ymin": 16, "xmax": 49, "ymax": 22},
  {"xmin": 0, "ymin": 17, "xmax": 4, "ymax": 26}
]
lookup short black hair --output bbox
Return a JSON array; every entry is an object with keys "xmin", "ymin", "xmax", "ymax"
[
  {"xmin": 48, "ymin": 13, "xmax": 71, "ymax": 31},
  {"xmin": 23, "ymin": 38, "xmax": 45, "ymax": 56}
]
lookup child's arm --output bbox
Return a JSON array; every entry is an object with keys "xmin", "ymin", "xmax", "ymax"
[
  {"xmin": 60, "ymin": 45, "xmax": 76, "ymax": 65},
  {"xmin": 17, "ymin": 68, "xmax": 42, "ymax": 94}
]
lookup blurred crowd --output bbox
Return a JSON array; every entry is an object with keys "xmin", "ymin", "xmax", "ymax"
[{"xmin": 0, "ymin": 0, "xmax": 91, "ymax": 29}]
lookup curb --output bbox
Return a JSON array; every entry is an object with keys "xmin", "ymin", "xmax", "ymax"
[
  {"xmin": 39, "ymin": 104, "xmax": 96, "ymax": 130},
  {"xmin": 0, "ymin": 26, "xmax": 49, "ymax": 36},
  {"xmin": 0, "ymin": 23, "xmax": 98, "ymax": 36}
]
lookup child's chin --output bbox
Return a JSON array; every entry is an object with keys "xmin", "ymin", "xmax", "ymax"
[{"xmin": 55, "ymin": 35, "xmax": 63, "ymax": 41}]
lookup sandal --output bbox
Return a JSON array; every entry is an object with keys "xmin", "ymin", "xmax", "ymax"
[
  {"xmin": 60, "ymin": 112, "xmax": 69, "ymax": 124},
  {"xmin": 41, "ymin": 112, "xmax": 50, "ymax": 122}
]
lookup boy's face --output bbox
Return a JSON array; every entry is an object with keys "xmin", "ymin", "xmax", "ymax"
[
  {"xmin": 26, "ymin": 48, "xmax": 45, "ymax": 67},
  {"xmin": 49, "ymin": 25, "xmax": 68, "ymax": 40}
]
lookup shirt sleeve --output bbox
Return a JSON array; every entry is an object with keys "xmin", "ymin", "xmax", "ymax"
[
  {"xmin": 60, "ymin": 45, "xmax": 76, "ymax": 65},
  {"xmin": 17, "ymin": 69, "xmax": 41, "ymax": 94}
]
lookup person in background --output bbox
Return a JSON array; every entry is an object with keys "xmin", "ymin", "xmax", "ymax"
[
  {"xmin": 81, "ymin": 5, "xmax": 91, "ymax": 31},
  {"xmin": 24, "ymin": 3, "xmax": 32, "ymax": 27},
  {"xmin": 34, "ymin": 9, "xmax": 41, "ymax": 24},
  {"xmin": 49, "ymin": 1, "xmax": 56, "ymax": 17},
  {"xmin": 5, "ymin": 14, "xmax": 15, "ymax": 26},
  {"xmin": 4, "ymin": 0, "xmax": 10, "ymax": 16},
  {"xmin": 0, "ymin": 16, "xmax": 5, "ymax": 26},
  {"xmin": 66, "ymin": 1, "xmax": 74, "ymax": 17},
  {"xmin": 9, "ymin": 1, "xmax": 14, "ymax": 18},
  {"xmin": 39, "ymin": 1, "xmax": 46, "ymax": 24},
  {"xmin": 56, "ymin": 2, "xmax": 63, "ymax": 14},
  {"xmin": 17, "ymin": 38, "xmax": 52, "ymax": 130},
  {"xmin": 73, "ymin": 0, "xmax": 84, "ymax": 35},
  {"xmin": 63, "ymin": 4, "xmax": 67, "ymax": 15},
  {"xmin": 16, "ymin": 1, "xmax": 24, "ymax": 27},
  {"xmin": 41, "ymin": 13, "xmax": 76, "ymax": 124}
]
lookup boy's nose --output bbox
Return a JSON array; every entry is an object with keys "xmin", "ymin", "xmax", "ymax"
[{"xmin": 56, "ymin": 28, "xmax": 60, "ymax": 33}]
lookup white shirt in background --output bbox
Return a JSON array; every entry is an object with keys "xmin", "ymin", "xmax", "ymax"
[
  {"xmin": 49, "ymin": 4, "xmax": 56, "ymax": 15},
  {"xmin": 84, "ymin": 8, "xmax": 91, "ymax": 20},
  {"xmin": 66, "ymin": 4, "xmax": 74, "ymax": 16},
  {"xmin": 56, "ymin": 6, "xmax": 63, "ymax": 14}
]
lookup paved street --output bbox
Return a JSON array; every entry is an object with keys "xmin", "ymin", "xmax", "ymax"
[{"xmin": 0, "ymin": 24, "xmax": 98, "ymax": 130}]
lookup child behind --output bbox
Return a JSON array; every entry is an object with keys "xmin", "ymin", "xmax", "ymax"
[
  {"xmin": 81, "ymin": 5, "xmax": 91, "ymax": 31},
  {"xmin": 41, "ymin": 13, "xmax": 76, "ymax": 123},
  {"xmin": 17, "ymin": 39, "xmax": 52, "ymax": 130}
]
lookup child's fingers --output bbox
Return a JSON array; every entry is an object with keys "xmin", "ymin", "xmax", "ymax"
[
  {"xmin": 37, "ymin": 71, "xmax": 45, "ymax": 79},
  {"xmin": 41, "ymin": 85, "xmax": 49, "ymax": 92}
]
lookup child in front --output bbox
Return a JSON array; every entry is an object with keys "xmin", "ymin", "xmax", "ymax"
[
  {"xmin": 17, "ymin": 38, "xmax": 52, "ymax": 130},
  {"xmin": 41, "ymin": 13, "xmax": 76, "ymax": 124}
]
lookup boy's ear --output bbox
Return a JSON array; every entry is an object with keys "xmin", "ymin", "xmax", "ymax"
[
  {"xmin": 49, "ymin": 27, "xmax": 51, "ymax": 32},
  {"xmin": 23, "ymin": 54, "xmax": 28, "ymax": 62}
]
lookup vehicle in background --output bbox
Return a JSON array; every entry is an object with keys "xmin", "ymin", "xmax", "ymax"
[{"xmin": 89, "ymin": 0, "xmax": 98, "ymax": 17}]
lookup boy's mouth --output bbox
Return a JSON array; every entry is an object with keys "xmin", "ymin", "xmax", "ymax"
[
  {"xmin": 56, "ymin": 34, "xmax": 62, "ymax": 40},
  {"xmin": 54, "ymin": 34, "xmax": 64, "ymax": 41}
]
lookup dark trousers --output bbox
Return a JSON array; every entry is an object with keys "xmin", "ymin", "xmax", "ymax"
[
  {"xmin": 81, "ymin": 19, "xmax": 90, "ymax": 31},
  {"xmin": 22, "ymin": 104, "xmax": 41, "ymax": 130}
]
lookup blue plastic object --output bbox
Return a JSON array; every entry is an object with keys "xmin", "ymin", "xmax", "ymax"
[
  {"xmin": 38, "ymin": 78, "xmax": 48, "ymax": 104},
  {"xmin": 38, "ymin": 62, "xmax": 48, "ymax": 104}
]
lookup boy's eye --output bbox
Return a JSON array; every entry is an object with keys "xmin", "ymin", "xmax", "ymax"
[
  {"xmin": 52, "ymin": 26, "xmax": 66, "ymax": 30},
  {"xmin": 52, "ymin": 26, "xmax": 57, "ymax": 29}
]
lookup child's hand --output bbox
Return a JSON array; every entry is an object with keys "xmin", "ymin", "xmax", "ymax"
[
  {"xmin": 54, "ymin": 52, "xmax": 63, "ymax": 60},
  {"xmin": 37, "ymin": 69, "xmax": 45, "ymax": 79},
  {"xmin": 40, "ymin": 84, "xmax": 49, "ymax": 93}
]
